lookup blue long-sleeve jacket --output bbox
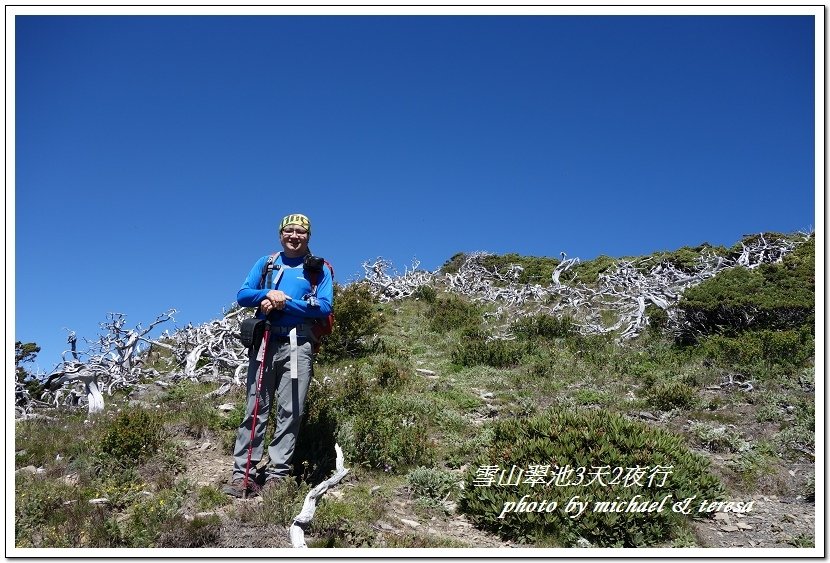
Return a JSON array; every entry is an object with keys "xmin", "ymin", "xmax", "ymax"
[{"xmin": 237, "ymin": 253, "xmax": 333, "ymax": 328}]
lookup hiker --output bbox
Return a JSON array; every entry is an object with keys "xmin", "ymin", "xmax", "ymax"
[{"xmin": 224, "ymin": 213, "xmax": 334, "ymax": 498}]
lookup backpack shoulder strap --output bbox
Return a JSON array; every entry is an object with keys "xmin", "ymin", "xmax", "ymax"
[{"xmin": 259, "ymin": 252, "xmax": 283, "ymax": 289}]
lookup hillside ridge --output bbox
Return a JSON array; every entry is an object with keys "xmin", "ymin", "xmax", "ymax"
[{"xmin": 14, "ymin": 231, "xmax": 816, "ymax": 551}]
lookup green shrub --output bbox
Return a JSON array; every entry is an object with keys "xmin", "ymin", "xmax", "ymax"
[
  {"xmin": 647, "ymin": 380, "xmax": 698, "ymax": 411},
  {"xmin": 689, "ymin": 422, "xmax": 750, "ymax": 453},
  {"xmin": 452, "ymin": 330, "xmax": 526, "ymax": 368},
  {"xmin": 775, "ymin": 422, "xmax": 815, "ymax": 461},
  {"xmin": 259, "ymin": 477, "xmax": 307, "ymax": 526},
  {"xmin": 407, "ymin": 466, "xmax": 459, "ymax": 502},
  {"xmin": 439, "ymin": 252, "xmax": 468, "ymax": 275},
  {"xmin": 122, "ymin": 480, "xmax": 188, "ymax": 547},
  {"xmin": 512, "ymin": 314, "xmax": 575, "ymax": 341},
  {"xmin": 371, "ymin": 355, "xmax": 412, "ymax": 389},
  {"xmin": 15, "ymin": 477, "xmax": 88, "ymax": 547},
  {"xmin": 412, "ymin": 285, "xmax": 437, "ymax": 303},
  {"xmin": 197, "ymin": 485, "xmax": 230, "ymax": 511},
  {"xmin": 572, "ymin": 388, "xmax": 615, "ymax": 407},
  {"xmin": 561, "ymin": 255, "xmax": 619, "ymax": 285},
  {"xmin": 565, "ymin": 333, "xmax": 617, "ymax": 368},
  {"xmin": 699, "ymin": 328, "xmax": 814, "ymax": 369},
  {"xmin": 318, "ymin": 282, "xmax": 385, "ymax": 363},
  {"xmin": 646, "ymin": 305, "xmax": 669, "ymax": 335},
  {"xmin": 427, "ymin": 295, "xmax": 482, "ymax": 334},
  {"xmin": 349, "ymin": 394, "xmax": 437, "ymax": 473},
  {"xmin": 307, "ymin": 485, "xmax": 383, "ymax": 547},
  {"xmin": 183, "ymin": 401, "xmax": 222, "ymax": 438},
  {"xmin": 477, "ymin": 254, "xmax": 561, "ymax": 286},
  {"xmin": 678, "ymin": 236, "xmax": 814, "ymax": 339},
  {"xmin": 642, "ymin": 243, "xmax": 729, "ymax": 274},
  {"xmin": 458, "ymin": 408, "xmax": 725, "ymax": 547},
  {"xmin": 335, "ymin": 364, "xmax": 374, "ymax": 413},
  {"xmin": 99, "ymin": 408, "xmax": 165, "ymax": 463},
  {"xmin": 294, "ymin": 379, "xmax": 341, "ymax": 483}
]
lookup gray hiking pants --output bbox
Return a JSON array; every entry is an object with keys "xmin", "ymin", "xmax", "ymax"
[{"xmin": 231, "ymin": 338, "xmax": 314, "ymax": 482}]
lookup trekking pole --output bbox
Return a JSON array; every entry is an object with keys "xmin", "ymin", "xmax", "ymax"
[{"xmin": 243, "ymin": 320, "xmax": 271, "ymax": 499}]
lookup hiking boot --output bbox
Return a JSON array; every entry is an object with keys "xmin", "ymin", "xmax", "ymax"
[{"xmin": 222, "ymin": 478, "xmax": 258, "ymax": 499}]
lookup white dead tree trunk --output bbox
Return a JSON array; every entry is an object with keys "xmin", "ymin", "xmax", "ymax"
[
  {"xmin": 289, "ymin": 444, "xmax": 350, "ymax": 548},
  {"xmin": 35, "ymin": 310, "xmax": 177, "ymax": 416}
]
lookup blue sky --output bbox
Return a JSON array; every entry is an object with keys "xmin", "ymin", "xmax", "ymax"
[{"xmin": 11, "ymin": 9, "xmax": 819, "ymax": 374}]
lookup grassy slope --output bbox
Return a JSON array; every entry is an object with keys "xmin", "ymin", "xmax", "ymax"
[{"xmin": 14, "ymin": 238, "xmax": 816, "ymax": 549}]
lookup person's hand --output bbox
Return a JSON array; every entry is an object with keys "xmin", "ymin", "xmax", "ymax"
[{"xmin": 261, "ymin": 290, "xmax": 292, "ymax": 314}]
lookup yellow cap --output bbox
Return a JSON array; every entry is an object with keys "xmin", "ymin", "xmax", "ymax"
[{"xmin": 279, "ymin": 213, "xmax": 311, "ymax": 234}]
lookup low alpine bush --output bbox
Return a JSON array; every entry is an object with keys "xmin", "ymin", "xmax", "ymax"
[
  {"xmin": 99, "ymin": 408, "xmax": 165, "ymax": 464},
  {"xmin": 318, "ymin": 282, "xmax": 385, "ymax": 363},
  {"xmin": 349, "ymin": 394, "xmax": 438, "ymax": 473},
  {"xmin": 647, "ymin": 380, "xmax": 698, "ymax": 411},
  {"xmin": 512, "ymin": 314, "xmax": 575, "ymax": 341},
  {"xmin": 458, "ymin": 408, "xmax": 724, "ymax": 547},
  {"xmin": 407, "ymin": 466, "xmax": 459, "ymax": 502},
  {"xmin": 451, "ymin": 330, "xmax": 527, "ymax": 368},
  {"xmin": 427, "ymin": 295, "xmax": 482, "ymax": 334}
]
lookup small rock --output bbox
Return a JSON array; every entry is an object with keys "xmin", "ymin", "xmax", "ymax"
[
  {"xmin": 737, "ymin": 522, "xmax": 753, "ymax": 530},
  {"xmin": 713, "ymin": 512, "xmax": 731, "ymax": 521},
  {"xmin": 415, "ymin": 369, "xmax": 437, "ymax": 376},
  {"xmin": 399, "ymin": 518, "xmax": 420, "ymax": 528},
  {"xmin": 16, "ymin": 465, "xmax": 38, "ymax": 475},
  {"xmin": 217, "ymin": 403, "xmax": 236, "ymax": 411},
  {"xmin": 199, "ymin": 442, "xmax": 212, "ymax": 451},
  {"xmin": 637, "ymin": 411, "xmax": 658, "ymax": 421},
  {"xmin": 481, "ymin": 392, "xmax": 494, "ymax": 400},
  {"xmin": 370, "ymin": 485, "xmax": 382, "ymax": 494},
  {"xmin": 378, "ymin": 521, "xmax": 396, "ymax": 531},
  {"xmin": 720, "ymin": 525, "xmax": 740, "ymax": 532},
  {"xmin": 89, "ymin": 498, "xmax": 110, "ymax": 505}
]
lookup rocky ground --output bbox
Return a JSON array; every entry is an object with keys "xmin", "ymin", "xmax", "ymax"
[{"xmin": 176, "ymin": 437, "xmax": 513, "ymax": 549}]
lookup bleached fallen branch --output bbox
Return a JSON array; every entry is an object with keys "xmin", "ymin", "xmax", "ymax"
[
  {"xmin": 289, "ymin": 444, "xmax": 350, "ymax": 548},
  {"xmin": 362, "ymin": 258, "xmax": 436, "ymax": 302},
  {"xmin": 19, "ymin": 303, "xmax": 258, "ymax": 417}
]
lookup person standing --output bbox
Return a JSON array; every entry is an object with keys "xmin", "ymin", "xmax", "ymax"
[{"xmin": 224, "ymin": 213, "xmax": 334, "ymax": 498}]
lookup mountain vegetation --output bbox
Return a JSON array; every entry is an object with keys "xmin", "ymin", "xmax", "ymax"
[{"xmin": 14, "ymin": 232, "xmax": 815, "ymax": 550}]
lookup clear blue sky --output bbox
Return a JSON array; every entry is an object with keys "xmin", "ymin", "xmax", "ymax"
[{"xmin": 11, "ymin": 11, "xmax": 818, "ymax": 374}]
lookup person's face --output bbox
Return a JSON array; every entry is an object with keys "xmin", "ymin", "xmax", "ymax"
[{"xmin": 280, "ymin": 224, "xmax": 310, "ymax": 257}]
